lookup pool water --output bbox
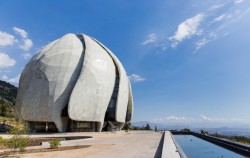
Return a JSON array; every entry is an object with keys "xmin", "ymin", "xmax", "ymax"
[{"xmin": 174, "ymin": 135, "xmax": 245, "ymax": 158}]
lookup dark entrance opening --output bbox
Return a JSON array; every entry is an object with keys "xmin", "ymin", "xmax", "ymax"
[
  {"xmin": 103, "ymin": 69, "xmax": 121, "ymax": 131},
  {"xmin": 28, "ymin": 121, "xmax": 58, "ymax": 133}
]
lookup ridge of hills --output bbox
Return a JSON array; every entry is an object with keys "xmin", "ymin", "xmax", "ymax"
[{"xmin": 0, "ymin": 80, "xmax": 18, "ymax": 106}]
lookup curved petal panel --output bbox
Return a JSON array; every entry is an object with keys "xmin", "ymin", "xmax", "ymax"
[
  {"xmin": 91, "ymin": 38, "xmax": 129, "ymax": 123},
  {"xmin": 68, "ymin": 34, "xmax": 116, "ymax": 131},
  {"xmin": 16, "ymin": 33, "xmax": 83, "ymax": 132},
  {"xmin": 126, "ymin": 80, "xmax": 133, "ymax": 122}
]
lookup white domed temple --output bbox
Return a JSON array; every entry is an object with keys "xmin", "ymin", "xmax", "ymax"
[{"xmin": 16, "ymin": 33, "xmax": 133, "ymax": 132}]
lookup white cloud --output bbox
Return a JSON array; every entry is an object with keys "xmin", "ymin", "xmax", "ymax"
[
  {"xmin": 128, "ymin": 74, "xmax": 145, "ymax": 82},
  {"xmin": 152, "ymin": 115, "xmax": 250, "ymax": 127},
  {"xmin": 214, "ymin": 15, "xmax": 226, "ymax": 22},
  {"xmin": 13, "ymin": 27, "xmax": 33, "ymax": 51},
  {"xmin": 195, "ymin": 38, "xmax": 209, "ymax": 51},
  {"xmin": 200, "ymin": 115, "xmax": 226, "ymax": 122},
  {"xmin": 200, "ymin": 115, "xmax": 249, "ymax": 123},
  {"xmin": 20, "ymin": 39, "xmax": 33, "ymax": 51},
  {"xmin": 0, "ymin": 31, "xmax": 16, "ymax": 46},
  {"xmin": 170, "ymin": 13, "xmax": 205, "ymax": 47},
  {"xmin": 7, "ymin": 74, "xmax": 20, "ymax": 83},
  {"xmin": 1, "ymin": 75, "xmax": 9, "ymax": 80},
  {"xmin": 193, "ymin": 32, "xmax": 217, "ymax": 52},
  {"xmin": 13, "ymin": 27, "xmax": 28, "ymax": 38},
  {"xmin": 152, "ymin": 115, "xmax": 194, "ymax": 123},
  {"xmin": 165, "ymin": 116, "xmax": 188, "ymax": 121},
  {"xmin": 0, "ymin": 53, "xmax": 16, "ymax": 68},
  {"xmin": 21, "ymin": 53, "xmax": 32, "ymax": 59},
  {"xmin": 234, "ymin": 0, "xmax": 244, "ymax": 4},
  {"xmin": 208, "ymin": 32, "xmax": 217, "ymax": 39},
  {"xmin": 209, "ymin": 3, "xmax": 226, "ymax": 10},
  {"xmin": 141, "ymin": 33, "xmax": 157, "ymax": 45}
]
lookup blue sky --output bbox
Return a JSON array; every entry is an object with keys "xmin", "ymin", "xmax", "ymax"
[{"xmin": 0, "ymin": 0, "xmax": 250, "ymax": 128}]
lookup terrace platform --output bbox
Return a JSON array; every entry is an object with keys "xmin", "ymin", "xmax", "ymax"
[{"xmin": 1, "ymin": 131, "xmax": 178, "ymax": 158}]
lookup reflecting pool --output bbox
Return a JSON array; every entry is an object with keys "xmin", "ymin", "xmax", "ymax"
[{"xmin": 174, "ymin": 135, "xmax": 245, "ymax": 158}]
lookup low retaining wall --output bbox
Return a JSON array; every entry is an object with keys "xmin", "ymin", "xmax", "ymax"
[
  {"xmin": 191, "ymin": 132, "xmax": 250, "ymax": 157},
  {"xmin": 161, "ymin": 131, "xmax": 182, "ymax": 158}
]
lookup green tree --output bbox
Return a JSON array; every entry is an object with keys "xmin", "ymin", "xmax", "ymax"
[
  {"xmin": 122, "ymin": 122, "xmax": 131, "ymax": 130},
  {"xmin": 200, "ymin": 129, "xmax": 208, "ymax": 135},
  {"xmin": 181, "ymin": 128, "xmax": 191, "ymax": 132},
  {"xmin": 144, "ymin": 123, "xmax": 151, "ymax": 130},
  {"xmin": 0, "ymin": 99, "xmax": 12, "ymax": 117}
]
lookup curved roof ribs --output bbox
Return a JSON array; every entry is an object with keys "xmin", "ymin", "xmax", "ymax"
[
  {"xmin": 16, "ymin": 34, "xmax": 84, "ymax": 132},
  {"xmin": 91, "ymin": 38, "xmax": 129, "ymax": 124},
  {"xmin": 68, "ymin": 34, "xmax": 116, "ymax": 131},
  {"xmin": 126, "ymin": 80, "xmax": 133, "ymax": 122}
]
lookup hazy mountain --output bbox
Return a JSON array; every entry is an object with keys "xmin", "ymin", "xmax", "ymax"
[
  {"xmin": 131, "ymin": 121, "xmax": 192, "ymax": 130},
  {"xmin": 132, "ymin": 121, "xmax": 250, "ymax": 137}
]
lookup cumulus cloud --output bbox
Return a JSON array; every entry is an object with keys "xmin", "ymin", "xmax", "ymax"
[
  {"xmin": 234, "ymin": 0, "xmax": 244, "ymax": 4},
  {"xmin": 128, "ymin": 74, "xmax": 145, "ymax": 82},
  {"xmin": 141, "ymin": 33, "xmax": 157, "ymax": 45},
  {"xmin": 152, "ymin": 115, "xmax": 194, "ymax": 124},
  {"xmin": 152, "ymin": 115, "xmax": 249, "ymax": 126},
  {"xmin": 13, "ymin": 27, "xmax": 33, "ymax": 51},
  {"xmin": 1, "ymin": 75, "xmax": 9, "ymax": 80},
  {"xmin": 7, "ymin": 74, "xmax": 20, "ymax": 83},
  {"xmin": 21, "ymin": 53, "xmax": 32, "ymax": 59},
  {"xmin": 200, "ymin": 115, "xmax": 226, "ymax": 122},
  {"xmin": 165, "ymin": 116, "xmax": 189, "ymax": 121},
  {"xmin": 7, "ymin": 74, "xmax": 21, "ymax": 83},
  {"xmin": 151, "ymin": 115, "xmax": 250, "ymax": 127},
  {"xmin": 169, "ymin": 13, "xmax": 204, "ymax": 47},
  {"xmin": 0, "ymin": 53, "xmax": 16, "ymax": 68},
  {"xmin": 0, "ymin": 31, "xmax": 16, "ymax": 46},
  {"xmin": 13, "ymin": 27, "xmax": 28, "ymax": 38},
  {"xmin": 20, "ymin": 39, "xmax": 33, "ymax": 51}
]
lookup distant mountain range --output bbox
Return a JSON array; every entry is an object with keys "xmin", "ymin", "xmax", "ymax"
[
  {"xmin": 132, "ymin": 121, "xmax": 250, "ymax": 137},
  {"xmin": 0, "ymin": 80, "xmax": 18, "ymax": 105},
  {"xmin": 131, "ymin": 121, "xmax": 191, "ymax": 130}
]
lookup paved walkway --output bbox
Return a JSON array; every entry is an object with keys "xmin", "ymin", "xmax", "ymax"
[
  {"xmin": 1, "ymin": 131, "xmax": 163, "ymax": 158},
  {"xmin": 1, "ymin": 131, "xmax": 182, "ymax": 158}
]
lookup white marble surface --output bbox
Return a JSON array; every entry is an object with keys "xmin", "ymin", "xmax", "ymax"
[
  {"xmin": 91, "ymin": 38, "xmax": 130, "ymax": 128},
  {"xmin": 16, "ymin": 33, "xmax": 133, "ymax": 132},
  {"xmin": 16, "ymin": 33, "xmax": 83, "ymax": 132},
  {"xmin": 68, "ymin": 34, "xmax": 116, "ymax": 131}
]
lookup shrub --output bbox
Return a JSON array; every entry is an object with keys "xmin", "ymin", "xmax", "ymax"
[
  {"xmin": 0, "ymin": 136, "xmax": 4, "ymax": 143},
  {"xmin": 49, "ymin": 139, "xmax": 61, "ymax": 149},
  {"xmin": 144, "ymin": 123, "xmax": 151, "ymax": 130},
  {"xmin": 200, "ymin": 129, "xmax": 208, "ymax": 135},
  {"xmin": 17, "ymin": 136, "xmax": 29, "ymax": 152},
  {"xmin": 122, "ymin": 122, "xmax": 131, "ymax": 130},
  {"xmin": 181, "ymin": 128, "xmax": 191, "ymax": 132},
  {"xmin": 4, "ymin": 136, "xmax": 29, "ymax": 152}
]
